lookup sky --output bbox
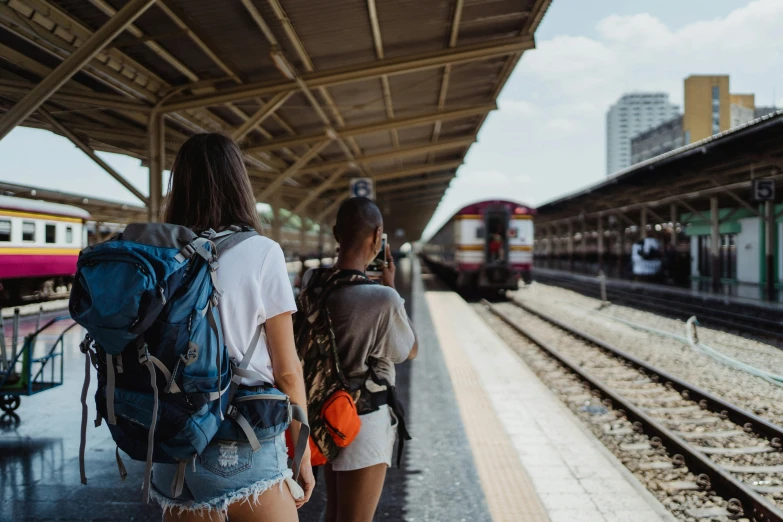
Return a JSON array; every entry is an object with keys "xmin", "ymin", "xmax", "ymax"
[{"xmin": 1, "ymin": 0, "xmax": 782, "ymax": 237}]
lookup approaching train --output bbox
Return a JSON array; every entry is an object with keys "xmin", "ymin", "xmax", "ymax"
[
  {"xmin": 0, "ymin": 195, "xmax": 89, "ymax": 303},
  {"xmin": 422, "ymin": 199, "xmax": 534, "ymax": 292}
]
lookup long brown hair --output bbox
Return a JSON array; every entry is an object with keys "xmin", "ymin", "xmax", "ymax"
[{"xmin": 163, "ymin": 133, "xmax": 262, "ymax": 233}]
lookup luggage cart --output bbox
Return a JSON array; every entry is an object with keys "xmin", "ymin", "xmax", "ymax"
[{"xmin": 0, "ymin": 309, "xmax": 76, "ymax": 413}]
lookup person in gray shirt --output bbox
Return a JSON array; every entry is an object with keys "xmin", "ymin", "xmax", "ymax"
[{"xmin": 303, "ymin": 197, "xmax": 417, "ymax": 522}]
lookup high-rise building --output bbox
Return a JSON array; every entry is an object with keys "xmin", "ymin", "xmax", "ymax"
[
  {"xmin": 631, "ymin": 116, "xmax": 684, "ymax": 165},
  {"xmin": 606, "ymin": 93, "xmax": 679, "ymax": 175},
  {"xmin": 683, "ymin": 75, "xmax": 730, "ymax": 144}
]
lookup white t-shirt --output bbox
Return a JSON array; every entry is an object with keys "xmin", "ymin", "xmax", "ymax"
[
  {"xmin": 216, "ymin": 235, "xmax": 297, "ymax": 386},
  {"xmin": 631, "ymin": 237, "xmax": 662, "ymax": 276}
]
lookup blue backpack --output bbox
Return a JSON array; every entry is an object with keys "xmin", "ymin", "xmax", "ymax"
[{"xmin": 69, "ymin": 223, "xmax": 308, "ymax": 502}]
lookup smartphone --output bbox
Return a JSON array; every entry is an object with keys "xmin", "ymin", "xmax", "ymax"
[{"xmin": 366, "ymin": 233, "xmax": 388, "ymax": 277}]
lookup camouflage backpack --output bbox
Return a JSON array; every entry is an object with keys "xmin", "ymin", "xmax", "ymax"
[{"xmin": 294, "ymin": 267, "xmax": 374, "ymax": 462}]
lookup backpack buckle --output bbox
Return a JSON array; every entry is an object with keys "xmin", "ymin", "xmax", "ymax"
[
  {"xmin": 226, "ymin": 405, "xmax": 237, "ymax": 418},
  {"xmin": 137, "ymin": 344, "xmax": 150, "ymax": 364},
  {"xmin": 79, "ymin": 335, "xmax": 93, "ymax": 354}
]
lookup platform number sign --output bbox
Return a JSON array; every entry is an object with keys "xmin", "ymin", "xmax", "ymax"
[
  {"xmin": 349, "ymin": 178, "xmax": 374, "ymax": 200},
  {"xmin": 753, "ymin": 179, "xmax": 776, "ymax": 202}
]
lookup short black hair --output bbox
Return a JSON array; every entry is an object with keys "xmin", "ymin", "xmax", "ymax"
[{"xmin": 334, "ymin": 197, "xmax": 382, "ymax": 249}]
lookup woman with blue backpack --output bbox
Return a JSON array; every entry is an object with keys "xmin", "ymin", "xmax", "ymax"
[
  {"xmin": 152, "ymin": 134, "xmax": 315, "ymax": 520},
  {"xmin": 70, "ymin": 133, "xmax": 314, "ymax": 521}
]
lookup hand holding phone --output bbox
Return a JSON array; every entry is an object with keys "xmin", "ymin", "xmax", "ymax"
[
  {"xmin": 367, "ymin": 233, "xmax": 388, "ymax": 277},
  {"xmin": 380, "ymin": 244, "xmax": 396, "ymax": 289}
]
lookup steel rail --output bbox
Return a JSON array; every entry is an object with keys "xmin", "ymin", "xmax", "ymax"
[
  {"xmin": 482, "ymin": 299, "xmax": 783, "ymax": 522},
  {"xmin": 507, "ymin": 296, "xmax": 783, "ymax": 444},
  {"xmin": 534, "ymin": 272, "xmax": 783, "ymax": 341}
]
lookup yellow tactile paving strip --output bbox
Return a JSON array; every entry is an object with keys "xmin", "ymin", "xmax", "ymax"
[{"xmin": 426, "ymin": 292, "xmax": 551, "ymax": 522}]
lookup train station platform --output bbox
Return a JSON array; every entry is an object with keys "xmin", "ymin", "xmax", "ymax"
[{"xmin": 2, "ymin": 258, "xmax": 670, "ymax": 521}]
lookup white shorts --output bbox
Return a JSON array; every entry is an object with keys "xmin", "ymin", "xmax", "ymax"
[{"xmin": 330, "ymin": 405, "xmax": 397, "ymax": 472}]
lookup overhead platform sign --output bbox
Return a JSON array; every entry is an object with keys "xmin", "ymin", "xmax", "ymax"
[
  {"xmin": 350, "ymin": 178, "xmax": 374, "ymax": 200},
  {"xmin": 753, "ymin": 179, "xmax": 775, "ymax": 201}
]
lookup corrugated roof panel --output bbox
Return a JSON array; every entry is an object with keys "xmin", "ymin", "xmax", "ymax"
[
  {"xmin": 375, "ymin": 0, "xmax": 451, "ymax": 58},
  {"xmin": 281, "ymin": 0, "xmax": 376, "ymax": 70},
  {"xmin": 459, "ymin": 0, "xmax": 528, "ymax": 44},
  {"xmin": 51, "ymin": 0, "xmax": 110, "ymax": 32},
  {"xmin": 397, "ymin": 125, "xmax": 434, "ymax": 147},
  {"xmin": 165, "ymin": 0, "xmax": 278, "ymax": 83},
  {"xmin": 326, "ymin": 79, "xmax": 388, "ymax": 126},
  {"xmin": 273, "ymin": 92, "xmax": 326, "ymax": 134},
  {"xmin": 388, "ymin": 70, "xmax": 441, "ymax": 116},
  {"xmin": 354, "ymin": 132, "xmax": 394, "ymax": 152}
]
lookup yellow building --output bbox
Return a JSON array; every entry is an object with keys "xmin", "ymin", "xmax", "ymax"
[
  {"xmin": 730, "ymin": 93, "xmax": 755, "ymax": 108},
  {"xmin": 683, "ymin": 75, "xmax": 730, "ymax": 144}
]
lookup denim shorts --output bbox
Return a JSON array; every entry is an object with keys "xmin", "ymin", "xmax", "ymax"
[{"xmin": 150, "ymin": 433, "xmax": 292, "ymax": 514}]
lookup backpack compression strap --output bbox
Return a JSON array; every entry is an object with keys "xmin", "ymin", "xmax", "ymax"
[{"xmin": 225, "ymin": 324, "xmax": 311, "ymax": 481}]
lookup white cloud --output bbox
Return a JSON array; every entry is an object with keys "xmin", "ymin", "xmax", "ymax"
[
  {"xmin": 425, "ymin": 0, "xmax": 783, "ymax": 238},
  {"xmin": 546, "ymin": 117, "xmax": 580, "ymax": 133},
  {"xmin": 500, "ymin": 100, "xmax": 536, "ymax": 116}
]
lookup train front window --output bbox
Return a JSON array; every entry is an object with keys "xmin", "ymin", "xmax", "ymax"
[
  {"xmin": 22, "ymin": 221, "xmax": 35, "ymax": 242},
  {"xmin": 0, "ymin": 220, "xmax": 10, "ymax": 242},
  {"xmin": 45, "ymin": 224, "xmax": 56, "ymax": 244},
  {"xmin": 66, "ymin": 226, "xmax": 73, "ymax": 243}
]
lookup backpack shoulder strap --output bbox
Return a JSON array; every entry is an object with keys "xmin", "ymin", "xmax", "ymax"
[
  {"xmin": 318, "ymin": 269, "xmax": 376, "ymax": 305},
  {"xmin": 212, "ymin": 226, "xmax": 259, "ymax": 257}
]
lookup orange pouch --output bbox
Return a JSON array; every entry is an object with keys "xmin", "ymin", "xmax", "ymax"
[
  {"xmin": 321, "ymin": 390, "xmax": 361, "ymax": 448},
  {"xmin": 286, "ymin": 432, "xmax": 328, "ymax": 466}
]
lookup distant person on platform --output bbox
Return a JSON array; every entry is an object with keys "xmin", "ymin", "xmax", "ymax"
[{"xmin": 631, "ymin": 232, "xmax": 662, "ymax": 283}]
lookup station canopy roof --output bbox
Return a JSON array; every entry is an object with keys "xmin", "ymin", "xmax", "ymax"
[
  {"xmin": 535, "ymin": 111, "xmax": 783, "ymax": 228},
  {"xmin": 0, "ymin": 0, "xmax": 551, "ymax": 241}
]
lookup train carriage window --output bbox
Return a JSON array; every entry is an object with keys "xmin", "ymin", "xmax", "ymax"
[
  {"xmin": 22, "ymin": 221, "xmax": 35, "ymax": 242},
  {"xmin": 66, "ymin": 226, "xmax": 73, "ymax": 243},
  {"xmin": 0, "ymin": 220, "xmax": 10, "ymax": 242},
  {"xmin": 476, "ymin": 226, "xmax": 485, "ymax": 239},
  {"xmin": 45, "ymin": 224, "xmax": 56, "ymax": 244}
]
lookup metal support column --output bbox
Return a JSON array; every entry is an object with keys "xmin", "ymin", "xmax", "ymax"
[
  {"xmin": 670, "ymin": 203, "xmax": 678, "ymax": 244},
  {"xmin": 567, "ymin": 220, "xmax": 574, "ymax": 272},
  {"xmin": 547, "ymin": 226, "xmax": 554, "ymax": 267},
  {"xmin": 0, "ymin": 0, "xmax": 157, "ymax": 141},
  {"xmin": 710, "ymin": 197, "xmax": 721, "ymax": 290},
  {"xmin": 597, "ymin": 216, "xmax": 604, "ymax": 272},
  {"xmin": 640, "ymin": 207, "xmax": 648, "ymax": 238},
  {"xmin": 299, "ymin": 215, "xmax": 308, "ymax": 257},
  {"xmin": 617, "ymin": 216, "xmax": 625, "ymax": 278},
  {"xmin": 147, "ymin": 113, "xmax": 165, "ymax": 222},
  {"xmin": 581, "ymin": 219, "xmax": 587, "ymax": 267},
  {"xmin": 766, "ymin": 200, "xmax": 775, "ymax": 301},
  {"xmin": 270, "ymin": 193, "xmax": 282, "ymax": 244},
  {"xmin": 317, "ymin": 221, "xmax": 326, "ymax": 263}
]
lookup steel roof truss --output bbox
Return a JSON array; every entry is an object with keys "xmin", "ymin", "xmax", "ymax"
[
  {"xmin": 0, "ymin": 0, "xmax": 156, "ymax": 140},
  {"xmin": 245, "ymin": 104, "xmax": 494, "ymax": 154},
  {"xmin": 160, "ymin": 35, "xmax": 535, "ymax": 111}
]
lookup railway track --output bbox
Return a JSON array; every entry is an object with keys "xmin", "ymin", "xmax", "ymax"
[
  {"xmin": 480, "ymin": 297, "xmax": 783, "ymax": 521},
  {"xmin": 533, "ymin": 271, "xmax": 783, "ymax": 343}
]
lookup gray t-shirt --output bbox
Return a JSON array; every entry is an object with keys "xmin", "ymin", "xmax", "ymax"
[{"xmin": 303, "ymin": 269, "xmax": 415, "ymax": 385}]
